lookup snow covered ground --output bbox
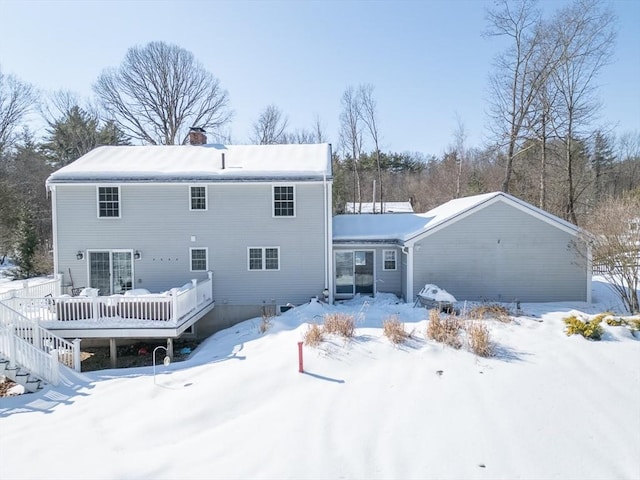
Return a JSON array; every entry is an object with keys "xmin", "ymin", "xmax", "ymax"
[{"xmin": 1, "ymin": 278, "xmax": 639, "ymax": 480}]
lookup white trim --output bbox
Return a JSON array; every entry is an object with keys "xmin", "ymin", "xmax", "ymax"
[
  {"xmin": 51, "ymin": 185, "xmax": 59, "ymax": 278},
  {"xmin": 272, "ymin": 184, "xmax": 296, "ymax": 218},
  {"xmin": 188, "ymin": 185, "xmax": 208, "ymax": 211},
  {"xmin": 587, "ymin": 246, "xmax": 593, "ymax": 303},
  {"xmin": 189, "ymin": 247, "xmax": 209, "ymax": 272},
  {"xmin": 406, "ymin": 246, "xmax": 414, "ymax": 303},
  {"xmin": 247, "ymin": 246, "xmax": 280, "ymax": 271},
  {"xmin": 382, "ymin": 249, "xmax": 398, "ymax": 271},
  {"xmin": 96, "ymin": 185, "xmax": 121, "ymax": 219}
]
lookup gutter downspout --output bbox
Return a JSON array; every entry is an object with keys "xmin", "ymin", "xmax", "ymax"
[
  {"xmin": 406, "ymin": 245, "xmax": 414, "ymax": 304},
  {"xmin": 324, "ymin": 144, "xmax": 334, "ymax": 304},
  {"xmin": 49, "ymin": 184, "xmax": 60, "ymax": 281}
]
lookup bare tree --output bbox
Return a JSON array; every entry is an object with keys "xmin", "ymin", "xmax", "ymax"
[
  {"xmin": 359, "ymin": 84, "xmax": 384, "ymax": 212},
  {"xmin": 485, "ymin": 0, "xmax": 550, "ymax": 193},
  {"xmin": 251, "ymin": 104, "xmax": 289, "ymax": 144},
  {"xmin": 0, "ymin": 68, "xmax": 38, "ymax": 154},
  {"xmin": 550, "ymin": 0, "xmax": 616, "ymax": 224},
  {"xmin": 339, "ymin": 86, "xmax": 363, "ymax": 212},
  {"xmin": 584, "ymin": 196, "xmax": 640, "ymax": 313},
  {"xmin": 93, "ymin": 41, "xmax": 231, "ymax": 145}
]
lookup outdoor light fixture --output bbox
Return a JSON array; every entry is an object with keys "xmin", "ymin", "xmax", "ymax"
[
  {"xmin": 134, "ymin": 250, "xmax": 141, "ymax": 260},
  {"xmin": 76, "ymin": 251, "xmax": 84, "ymax": 260}
]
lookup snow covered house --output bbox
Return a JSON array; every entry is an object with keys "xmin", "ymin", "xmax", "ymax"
[
  {"xmin": 46, "ymin": 135, "xmax": 333, "ymax": 339},
  {"xmin": 333, "ymin": 192, "xmax": 591, "ymax": 303}
]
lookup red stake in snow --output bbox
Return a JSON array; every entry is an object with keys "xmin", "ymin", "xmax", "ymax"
[{"xmin": 298, "ymin": 341, "xmax": 304, "ymax": 373}]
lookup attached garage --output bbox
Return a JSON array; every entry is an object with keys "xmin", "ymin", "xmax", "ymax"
[{"xmin": 332, "ymin": 192, "xmax": 591, "ymax": 304}]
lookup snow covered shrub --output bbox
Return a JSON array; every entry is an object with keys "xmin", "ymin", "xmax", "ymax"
[
  {"xmin": 563, "ymin": 315, "xmax": 604, "ymax": 340},
  {"xmin": 467, "ymin": 304, "xmax": 511, "ymax": 323},
  {"xmin": 323, "ymin": 313, "xmax": 355, "ymax": 338},
  {"xmin": 427, "ymin": 309, "xmax": 462, "ymax": 349},
  {"xmin": 383, "ymin": 315, "xmax": 408, "ymax": 344},
  {"xmin": 304, "ymin": 323, "xmax": 324, "ymax": 346},
  {"xmin": 466, "ymin": 322, "xmax": 494, "ymax": 357}
]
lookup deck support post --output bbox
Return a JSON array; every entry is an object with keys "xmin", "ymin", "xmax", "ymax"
[
  {"xmin": 109, "ymin": 338, "xmax": 117, "ymax": 368},
  {"xmin": 166, "ymin": 338, "xmax": 173, "ymax": 359}
]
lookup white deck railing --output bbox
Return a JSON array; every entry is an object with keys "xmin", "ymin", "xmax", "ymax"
[
  {"xmin": 0, "ymin": 275, "xmax": 62, "ymax": 302},
  {"xmin": 0, "ymin": 301, "xmax": 81, "ymax": 386},
  {"xmin": 4, "ymin": 271, "xmax": 214, "ymax": 326}
]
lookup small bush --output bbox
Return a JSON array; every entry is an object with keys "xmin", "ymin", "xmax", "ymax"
[
  {"xmin": 427, "ymin": 309, "xmax": 462, "ymax": 349},
  {"xmin": 304, "ymin": 323, "xmax": 324, "ymax": 346},
  {"xmin": 466, "ymin": 322, "xmax": 494, "ymax": 357},
  {"xmin": 563, "ymin": 315, "xmax": 604, "ymax": 340},
  {"xmin": 628, "ymin": 318, "xmax": 640, "ymax": 331},
  {"xmin": 468, "ymin": 304, "xmax": 511, "ymax": 323},
  {"xmin": 323, "ymin": 313, "xmax": 356, "ymax": 338},
  {"xmin": 383, "ymin": 315, "xmax": 408, "ymax": 345},
  {"xmin": 258, "ymin": 305, "xmax": 276, "ymax": 334}
]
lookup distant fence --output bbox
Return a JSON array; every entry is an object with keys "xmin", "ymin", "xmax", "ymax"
[{"xmin": 593, "ymin": 263, "xmax": 640, "ymax": 275}]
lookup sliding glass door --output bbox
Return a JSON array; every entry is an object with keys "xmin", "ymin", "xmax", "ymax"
[
  {"xmin": 88, "ymin": 250, "xmax": 133, "ymax": 295},
  {"xmin": 335, "ymin": 250, "xmax": 374, "ymax": 297}
]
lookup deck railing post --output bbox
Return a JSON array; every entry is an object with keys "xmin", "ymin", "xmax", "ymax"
[
  {"xmin": 88, "ymin": 289, "xmax": 99, "ymax": 322},
  {"xmin": 208, "ymin": 271, "xmax": 213, "ymax": 301},
  {"xmin": 191, "ymin": 279, "xmax": 198, "ymax": 310},
  {"xmin": 8, "ymin": 324, "xmax": 16, "ymax": 369},
  {"xmin": 49, "ymin": 349, "xmax": 60, "ymax": 386},
  {"xmin": 22, "ymin": 280, "xmax": 29, "ymax": 298},
  {"xmin": 55, "ymin": 274, "xmax": 62, "ymax": 296},
  {"xmin": 171, "ymin": 288, "xmax": 179, "ymax": 322},
  {"xmin": 72, "ymin": 338, "xmax": 81, "ymax": 372}
]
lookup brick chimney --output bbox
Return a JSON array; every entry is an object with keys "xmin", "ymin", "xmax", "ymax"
[{"xmin": 189, "ymin": 127, "xmax": 207, "ymax": 145}]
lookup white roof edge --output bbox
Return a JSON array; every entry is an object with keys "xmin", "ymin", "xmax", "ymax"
[{"xmin": 404, "ymin": 192, "xmax": 579, "ymax": 245}]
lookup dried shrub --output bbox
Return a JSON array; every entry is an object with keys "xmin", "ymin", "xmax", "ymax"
[
  {"xmin": 323, "ymin": 313, "xmax": 355, "ymax": 338},
  {"xmin": 466, "ymin": 322, "xmax": 494, "ymax": 357},
  {"xmin": 304, "ymin": 323, "xmax": 324, "ymax": 347},
  {"xmin": 382, "ymin": 315, "xmax": 408, "ymax": 345},
  {"xmin": 258, "ymin": 305, "xmax": 276, "ymax": 334},
  {"xmin": 563, "ymin": 314, "xmax": 604, "ymax": 340},
  {"xmin": 468, "ymin": 304, "xmax": 511, "ymax": 323},
  {"xmin": 427, "ymin": 309, "xmax": 462, "ymax": 349}
]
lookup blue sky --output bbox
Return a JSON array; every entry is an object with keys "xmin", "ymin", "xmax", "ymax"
[{"xmin": 0, "ymin": 0, "xmax": 638, "ymax": 155}]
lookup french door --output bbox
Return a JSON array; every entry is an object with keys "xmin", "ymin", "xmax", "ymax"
[
  {"xmin": 335, "ymin": 250, "xmax": 374, "ymax": 297},
  {"xmin": 88, "ymin": 250, "xmax": 134, "ymax": 295}
]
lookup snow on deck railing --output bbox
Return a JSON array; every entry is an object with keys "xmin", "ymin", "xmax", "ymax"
[
  {"xmin": 0, "ymin": 275, "xmax": 62, "ymax": 302},
  {"xmin": 5, "ymin": 271, "xmax": 214, "ymax": 326},
  {"xmin": 0, "ymin": 301, "xmax": 81, "ymax": 386}
]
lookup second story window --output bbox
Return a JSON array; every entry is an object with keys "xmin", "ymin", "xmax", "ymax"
[
  {"xmin": 273, "ymin": 186, "xmax": 295, "ymax": 217},
  {"xmin": 190, "ymin": 186, "xmax": 207, "ymax": 211},
  {"xmin": 97, "ymin": 186, "xmax": 120, "ymax": 218},
  {"xmin": 190, "ymin": 248, "xmax": 208, "ymax": 271}
]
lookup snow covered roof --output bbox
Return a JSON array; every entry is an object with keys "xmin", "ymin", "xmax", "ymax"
[
  {"xmin": 344, "ymin": 201, "xmax": 414, "ymax": 214},
  {"xmin": 333, "ymin": 192, "xmax": 580, "ymax": 243},
  {"xmin": 46, "ymin": 143, "xmax": 332, "ymax": 185}
]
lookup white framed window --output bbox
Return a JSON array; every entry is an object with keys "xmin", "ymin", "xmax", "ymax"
[
  {"xmin": 189, "ymin": 185, "xmax": 207, "ymax": 211},
  {"xmin": 383, "ymin": 249, "xmax": 397, "ymax": 271},
  {"xmin": 190, "ymin": 247, "xmax": 208, "ymax": 271},
  {"xmin": 97, "ymin": 186, "xmax": 120, "ymax": 218},
  {"xmin": 248, "ymin": 247, "xmax": 280, "ymax": 271},
  {"xmin": 273, "ymin": 185, "xmax": 295, "ymax": 217}
]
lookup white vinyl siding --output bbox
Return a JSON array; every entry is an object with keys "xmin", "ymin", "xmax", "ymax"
[
  {"xmin": 383, "ymin": 250, "xmax": 397, "ymax": 270},
  {"xmin": 189, "ymin": 185, "xmax": 207, "ymax": 211},
  {"xmin": 97, "ymin": 186, "xmax": 120, "ymax": 218},
  {"xmin": 190, "ymin": 247, "xmax": 208, "ymax": 271},
  {"xmin": 273, "ymin": 185, "xmax": 295, "ymax": 217},
  {"xmin": 248, "ymin": 247, "xmax": 280, "ymax": 271}
]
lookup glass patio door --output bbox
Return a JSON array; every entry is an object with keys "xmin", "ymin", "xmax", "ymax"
[
  {"xmin": 335, "ymin": 250, "xmax": 374, "ymax": 297},
  {"xmin": 88, "ymin": 250, "xmax": 133, "ymax": 295}
]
